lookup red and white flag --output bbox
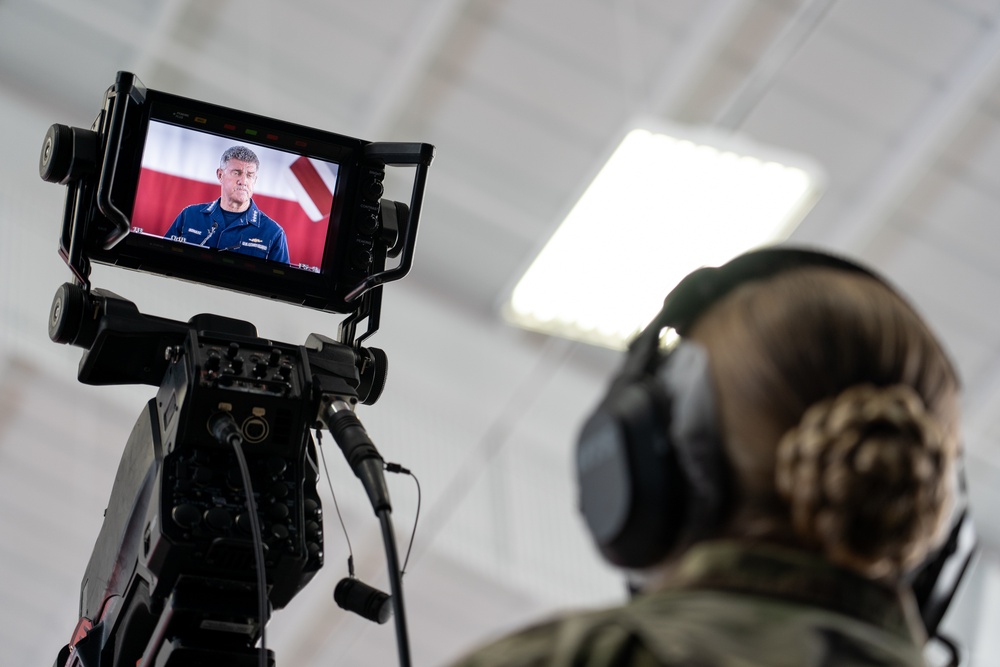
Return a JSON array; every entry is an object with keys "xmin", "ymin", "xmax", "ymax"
[
  {"xmin": 132, "ymin": 121, "xmax": 339, "ymax": 269},
  {"xmin": 287, "ymin": 156, "xmax": 337, "ymax": 223}
]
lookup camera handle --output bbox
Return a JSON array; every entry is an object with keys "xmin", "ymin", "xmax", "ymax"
[
  {"xmin": 39, "ymin": 72, "xmax": 146, "ymax": 285},
  {"xmin": 345, "ymin": 142, "xmax": 435, "ymax": 304},
  {"xmin": 41, "ymin": 72, "xmax": 147, "ymax": 268},
  {"xmin": 95, "ymin": 71, "xmax": 147, "ymax": 250}
]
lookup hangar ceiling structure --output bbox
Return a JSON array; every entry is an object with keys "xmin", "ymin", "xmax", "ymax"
[{"xmin": 3, "ymin": 0, "xmax": 1000, "ymax": 664}]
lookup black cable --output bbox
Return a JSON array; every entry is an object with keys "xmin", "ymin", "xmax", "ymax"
[
  {"xmin": 378, "ymin": 507, "xmax": 411, "ymax": 667},
  {"xmin": 208, "ymin": 412, "xmax": 269, "ymax": 667},
  {"xmin": 322, "ymin": 399, "xmax": 411, "ymax": 666},
  {"xmin": 931, "ymin": 633, "xmax": 964, "ymax": 667},
  {"xmin": 385, "ymin": 463, "xmax": 421, "ymax": 577},
  {"xmin": 316, "ymin": 430, "xmax": 356, "ymax": 574},
  {"xmin": 404, "ymin": 338, "xmax": 577, "ymax": 568}
]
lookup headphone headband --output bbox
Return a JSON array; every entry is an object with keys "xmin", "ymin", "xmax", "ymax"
[
  {"xmin": 619, "ymin": 246, "xmax": 879, "ymax": 392},
  {"xmin": 656, "ymin": 246, "xmax": 881, "ymax": 335}
]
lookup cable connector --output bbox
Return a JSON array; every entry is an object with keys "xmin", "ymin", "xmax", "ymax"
[{"xmin": 208, "ymin": 411, "xmax": 241, "ymax": 447}]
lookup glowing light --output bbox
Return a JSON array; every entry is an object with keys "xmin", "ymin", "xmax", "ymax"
[{"xmin": 504, "ymin": 121, "xmax": 824, "ymax": 349}]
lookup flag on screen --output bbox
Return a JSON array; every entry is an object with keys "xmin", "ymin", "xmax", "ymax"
[{"xmin": 287, "ymin": 156, "xmax": 337, "ymax": 223}]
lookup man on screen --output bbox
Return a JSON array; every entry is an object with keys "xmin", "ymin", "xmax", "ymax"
[{"xmin": 164, "ymin": 145, "xmax": 290, "ymax": 263}]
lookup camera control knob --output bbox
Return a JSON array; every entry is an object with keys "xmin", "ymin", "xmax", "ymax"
[
  {"xmin": 205, "ymin": 507, "xmax": 233, "ymax": 532},
  {"xmin": 364, "ymin": 179, "xmax": 384, "ymax": 201},
  {"xmin": 39, "ymin": 124, "xmax": 73, "ymax": 184},
  {"xmin": 306, "ymin": 520, "xmax": 321, "ymax": 540},
  {"xmin": 49, "ymin": 282, "xmax": 91, "ymax": 347},
  {"xmin": 351, "ymin": 247, "xmax": 373, "ymax": 270},
  {"xmin": 172, "ymin": 503, "xmax": 201, "ymax": 530},
  {"xmin": 205, "ymin": 353, "xmax": 222, "ymax": 372},
  {"xmin": 268, "ymin": 503, "xmax": 290, "ymax": 521},
  {"xmin": 304, "ymin": 498, "xmax": 321, "ymax": 517},
  {"xmin": 357, "ymin": 212, "xmax": 378, "ymax": 236},
  {"xmin": 39, "ymin": 124, "xmax": 98, "ymax": 184},
  {"xmin": 236, "ymin": 512, "xmax": 254, "ymax": 534},
  {"xmin": 270, "ymin": 482, "xmax": 290, "ymax": 500}
]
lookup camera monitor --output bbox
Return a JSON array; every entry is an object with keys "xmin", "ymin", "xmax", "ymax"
[{"xmin": 43, "ymin": 71, "xmax": 433, "ymax": 317}]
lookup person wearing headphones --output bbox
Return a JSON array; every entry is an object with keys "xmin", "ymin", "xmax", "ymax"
[{"xmin": 452, "ymin": 247, "xmax": 973, "ymax": 667}]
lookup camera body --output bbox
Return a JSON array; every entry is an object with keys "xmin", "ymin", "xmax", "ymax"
[
  {"xmin": 145, "ymin": 329, "xmax": 324, "ymax": 609},
  {"xmin": 67, "ymin": 324, "xmax": 325, "ymax": 666},
  {"xmin": 41, "ymin": 71, "xmax": 433, "ymax": 322},
  {"xmin": 44, "ymin": 73, "xmax": 430, "ymax": 666}
]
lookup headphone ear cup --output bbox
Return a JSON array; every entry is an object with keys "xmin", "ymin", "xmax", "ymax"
[
  {"xmin": 577, "ymin": 380, "xmax": 686, "ymax": 568},
  {"xmin": 577, "ymin": 341, "xmax": 728, "ymax": 570}
]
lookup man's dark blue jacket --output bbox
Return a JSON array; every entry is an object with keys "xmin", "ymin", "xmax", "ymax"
[{"xmin": 165, "ymin": 198, "xmax": 290, "ymax": 263}]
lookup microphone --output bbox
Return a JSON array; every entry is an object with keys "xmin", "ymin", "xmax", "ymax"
[
  {"xmin": 322, "ymin": 399, "xmax": 391, "ymax": 512},
  {"xmin": 334, "ymin": 577, "xmax": 392, "ymax": 624},
  {"xmin": 200, "ymin": 222, "xmax": 218, "ymax": 246}
]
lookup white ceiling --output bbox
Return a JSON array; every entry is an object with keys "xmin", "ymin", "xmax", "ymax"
[{"xmin": 3, "ymin": 0, "xmax": 1000, "ymax": 665}]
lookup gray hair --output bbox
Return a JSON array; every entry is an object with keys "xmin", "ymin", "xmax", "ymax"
[{"xmin": 220, "ymin": 145, "xmax": 260, "ymax": 169}]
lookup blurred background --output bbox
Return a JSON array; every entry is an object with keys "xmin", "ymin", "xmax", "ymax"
[{"xmin": 3, "ymin": 0, "xmax": 1000, "ymax": 664}]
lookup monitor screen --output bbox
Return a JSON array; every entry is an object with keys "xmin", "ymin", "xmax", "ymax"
[{"xmin": 132, "ymin": 119, "xmax": 340, "ymax": 274}]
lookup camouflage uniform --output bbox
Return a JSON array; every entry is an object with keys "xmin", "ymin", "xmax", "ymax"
[{"xmin": 451, "ymin": 541, "xmax": 928, "ymax": 667}]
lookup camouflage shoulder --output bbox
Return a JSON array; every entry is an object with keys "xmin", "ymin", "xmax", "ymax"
[
  {"xmin": 449, "ymin": 615, "xmax": 565, "ymax": 667},
  {"xmin": 449, "ymin": 607, "xmax": 664, "ymax": 667}
]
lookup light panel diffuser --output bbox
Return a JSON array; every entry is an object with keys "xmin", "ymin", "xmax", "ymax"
[{"xmin": 504, "ymin": 120, "xmax": 824, "ymax": 349}]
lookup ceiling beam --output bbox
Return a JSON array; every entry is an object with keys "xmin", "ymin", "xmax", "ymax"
[
  {"xmin": 712, "ymin": 0, "xmax": 838, "ymax": 130},
  {"xmin": 798, "ymin": 8, "xmax": 1000, "ymax": 447},
  {"xmin": 27, "ymin": 0, "xmax": 349, "ymax": 129},
  {"xmin": 131, "ymin": 0, "xmax": 193, "ymax": 78},
  {"xmin": 360, "ymin": 0, "xmax": 469, "ymax": 137},
  {"xmin": 816, "ymin": 11, "xmax": 1000, "ymax": 254},
  {"xmin": 646, "ymin": 0, "xmax": 759, "ymax": 118},
  {"xmin": 27, "ymin": 0, "xmax": 247, "ymax": 106},
  {"xmin": 962, "ymin": 352, "xmax": 1000, "ymax": 455}
]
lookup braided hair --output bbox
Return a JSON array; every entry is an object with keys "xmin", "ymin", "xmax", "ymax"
[{"xmin": 688, "ymin": 266, "xmax": 959, "ymax": 578}]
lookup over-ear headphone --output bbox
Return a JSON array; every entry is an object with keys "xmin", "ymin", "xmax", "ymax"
[{"xmin": 575, "ymin": 246, "xmax": 975, "ymax": 638}]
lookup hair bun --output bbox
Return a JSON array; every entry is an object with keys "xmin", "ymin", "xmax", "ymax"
[{"xmin": 775, "ymin": 384, "xmax": 953, "ymax": 577}]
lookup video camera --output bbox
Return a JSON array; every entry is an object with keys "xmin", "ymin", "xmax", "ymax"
[{"xmin": 41, "ymin": 71, "xmax": 433, "ymax": 666}]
